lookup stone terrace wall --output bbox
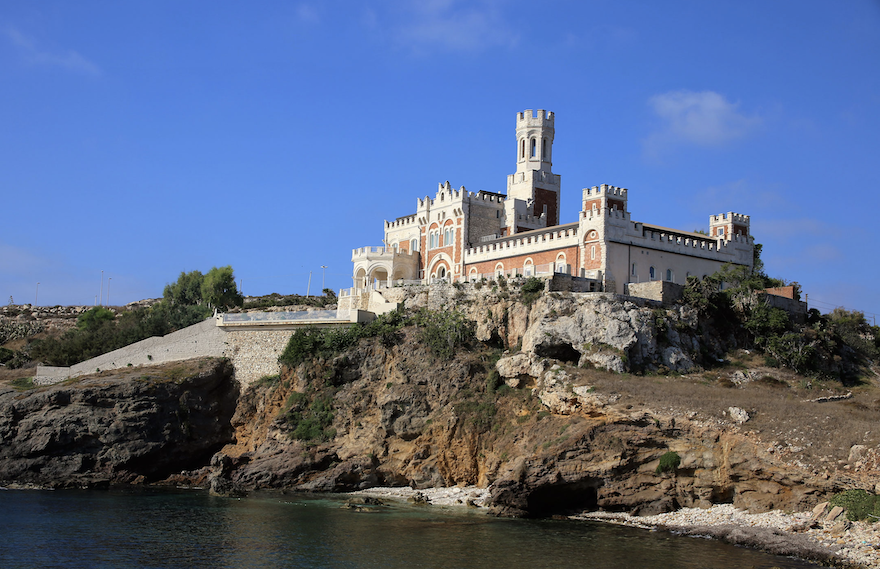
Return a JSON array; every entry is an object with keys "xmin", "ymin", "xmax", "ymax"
[
  {"xmin": 626, "ymin": 281, "xmax": 684, "ymax": 304},
  {"xmin": 223, "ymin": 329, "xmax": 296, "ymax": 386}
]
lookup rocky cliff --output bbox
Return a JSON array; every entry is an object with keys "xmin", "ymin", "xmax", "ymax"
[
  {"xmin": 2, "ymin": 284, "xmax": 877, "ymax": 519},
  {"xmin": 0, "ymin": 358, "xmax": 238, "ymax": 487}
]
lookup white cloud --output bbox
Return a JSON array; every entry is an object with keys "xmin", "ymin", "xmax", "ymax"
[
  {"xmin": 644, "ymin": 90, "xmax": 760, "ymax": 155},
  {"xmin": 381, "ymin": 0, "xmax": 518, "ymax": 54},
  {"xmin": 3, "ymin": 27, "xmax": 101, "ymax": 76}
]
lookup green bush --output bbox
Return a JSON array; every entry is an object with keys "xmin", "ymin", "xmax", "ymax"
[
  {"xmin": 454, "ymin": 400, "xmax": 497, "ymax": 431},
  {"xmin": 829, "ymin": 489, "xmax": 880, "ymax": 523},
  {"xmin": 0, "ymin": 346, "xmax": 14, "ymax": 365},
  {"xmin": 656, "ymin": 451, "xmax": 681, "ymax": 475},
  {"xmin": 285, "ymin": 392, "xmax": 336, "ymax": 442},
  {"xmin": 412, "ymin": 309, "xmax": 475, "ymax": 359},
  {"xmin": 10, "ymin": 376, "xmax": 34, "ymax": 390},
  {"xmin": 521, "ymin": 277, "xmax": 544, "ymax": 305},
  {"xmin": 486, "ymin": 369, "xmax": 502, "ymax": 393}
]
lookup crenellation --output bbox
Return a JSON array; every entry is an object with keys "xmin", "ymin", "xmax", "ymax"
[{"xmin": 351, "ymin": 108, "xmax": 752, "ymax": 293}]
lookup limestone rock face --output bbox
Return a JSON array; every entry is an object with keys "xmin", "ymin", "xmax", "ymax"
[{"xmin": 0, "ymin": 359, "xmax": 238, "ymax": 487}]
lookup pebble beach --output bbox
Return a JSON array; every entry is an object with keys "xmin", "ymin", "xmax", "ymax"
[{"xmin": 350, "ymin": 487, "xmax": 879, "ymax": 568}]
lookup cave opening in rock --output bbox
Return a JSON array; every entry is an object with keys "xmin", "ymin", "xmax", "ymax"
[
  {"xmin": 534, "ymin": 342, "xmax": 581, "ymax": 365},
  {"xmin": 526, "ymin": 480, "xmax": 599, "ymax": 517}
]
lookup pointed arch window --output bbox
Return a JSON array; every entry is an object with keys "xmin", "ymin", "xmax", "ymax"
[
  {"xmin": 542, "ymin": 138, "xmax": 547, "ymax": 160},
  {"xmin": 666, "ymin": 269, "xmax": 673, "ymax": 282},
  {"xmin": 530, "ymin": 138, "xmax": 536, "ymax": 158},
  {"xmin": 649, "ymin": 266, "xmax": 656, "ymax": 280}
]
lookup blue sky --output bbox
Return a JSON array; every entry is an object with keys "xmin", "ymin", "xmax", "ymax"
[{"xmin": 1, "ymin": 1, "xmax": 878, "ymax": 320}]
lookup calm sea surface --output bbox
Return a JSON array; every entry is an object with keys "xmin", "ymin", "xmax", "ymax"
[{"xmin": 0, "ymin": 488, "xmax": 828, "ymax": 569}]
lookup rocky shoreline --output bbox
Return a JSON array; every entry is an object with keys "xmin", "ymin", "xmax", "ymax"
[
  {"xmin": 352, "ymin": 487, "xmax": 877, "ymax": 568},
  {"xmin": 573, "ymin": 504, "xmax": 879, "ymax": 569}
]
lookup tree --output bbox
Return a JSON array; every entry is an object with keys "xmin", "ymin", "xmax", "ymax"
[
  {"xmin": 163, "ymin": 270, "xmax": 205, "ymax": 306},
  {"xmin": 201, "ymin": 266, "xmax": 243, "ymax": 310},
  {"xmin": 76, "ymin": 307, "xmax": 116, "ymax": 331}
]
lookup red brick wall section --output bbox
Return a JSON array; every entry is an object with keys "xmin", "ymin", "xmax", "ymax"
[
  {"xmin": 426, "ymin": 246, "xmax": 453, "ymax": 273},
  {"xmin": 465, "ymin": 245, "xmax": 579, "ymax": 276},
  {"xmin": 583, "ymin": 242, "xmax": 602, "ymax": 270},
  {"xmin": 534, "ymin": 188, "xmax": 559, "ymax": 226},
  {"xmin": 764, "ymin": 286, "xmax": 795, "ymax": 299}
]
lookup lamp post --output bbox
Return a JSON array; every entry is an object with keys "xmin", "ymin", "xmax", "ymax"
[
  {"xmin": 321, "ymin": 265, "xmax": 327, "ymax": 291},
  {"xmin": 35, "ymin": 282, "xmax": 39, "ymax": 306},
  {"xmin": 107, "ymin": 278, "xmax": 111, "ymax": 307},
  {"xmin": 100, "ymin": 270, "xmax": 104, "ymax": 307}
]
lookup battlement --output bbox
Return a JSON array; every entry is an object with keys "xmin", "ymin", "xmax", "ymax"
[
  {"xmin": 583, "ymin": 184, "xmax": 628, "ymax": 199},
  {"xmin": 710, "ymin": 212, "xmax": 750, "ymax": 225},
  {"xmin": 508, "ymin": 170, "xmax": 560, "ymax": 187},
  {"xmin": 465, "ymin": 223, "xmax": 578, "ymax": 259},
  {"xmin": 517, "ymin": 109, "xmax": 554, "ymax": 127},
  {"xmin": 468, "ymin": 190, "xmax": 506, "ymax": 203},
  {"xmin": 385, "ymin": 214, "xmax": 418, "ymax": 229}
]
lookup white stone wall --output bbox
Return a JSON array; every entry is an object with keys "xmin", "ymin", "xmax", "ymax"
[{"xmin": 223, "ymin": 329, "xmax": 295, "ymax": 386}]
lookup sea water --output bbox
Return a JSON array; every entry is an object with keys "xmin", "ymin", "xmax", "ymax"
[{"xmin": 0, "ymin": 488, "xmax": 828, "ymax": 569}]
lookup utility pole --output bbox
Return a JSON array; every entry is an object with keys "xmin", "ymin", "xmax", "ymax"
[
  {"xmin": 100, "ymin": 270, "xmax": 104, "ymax": 307},
  {"xmin": 107, "ymin": 278, "xmax": 111, "ymax": 306},
  {"xmin": 306, "ymin": 271, "xmax": 312, "ymax": 298},
  {"xmin": 321, "ymin": 265, "xmax": 327, "ymax": 291},
  {"xmin": 35, "ymin": 282, "xmax": 39, "ymax": 306}
]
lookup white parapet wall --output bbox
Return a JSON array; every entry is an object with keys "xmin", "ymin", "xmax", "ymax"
[
  {"xmin": 34, "ymin": 318, "xmax": 227, "ymax": 385},
  {"xmin": 33, "ymin": 309, "xmax": 378, "ymax": 387}
]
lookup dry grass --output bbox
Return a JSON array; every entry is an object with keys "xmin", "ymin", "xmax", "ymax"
[{"xmin": 566, "ymin": 351, "xmax": 880, "ymax": 470}]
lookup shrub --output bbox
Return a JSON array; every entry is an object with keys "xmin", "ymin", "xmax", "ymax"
[
  {"xmin": 412, "ymin": 309, "xmax": 475, "ymax": 359},
  {"xmin": 829, "ymin": 489, "xmax": 880, "ymax": 523},
  {"xmin": 10, "ymin": 376, "xmax": 34, "ymax": 390},
  {"xmin": 656, "ymin": 451, "xmax": 681, "ymax": 475},
  {"xmin": 521, "ymin": 277, "xmax": 544, "ymax": 306},
  {"xmin": 454, "ymin": 400, "xmax": 497, "ymax": 431},
  {"xmin": 486, "ymin": 369, "xmax": 502, "ymax": 393},
  {"xmin": 285, "ymin": 392, "xmax": 336, "ymax": 442}
]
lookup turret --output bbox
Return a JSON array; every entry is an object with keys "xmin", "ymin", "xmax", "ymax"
[
  {"xmin": 709, "ymin": 212, "xmax": 750, "ymax": 240},
  {"xmin": 515, "ymin": 109, "xmax": 554, "ymax": 174},
  {"xmin": 507, "ymin": 109, "xmax": 562, "ymax": 228}
]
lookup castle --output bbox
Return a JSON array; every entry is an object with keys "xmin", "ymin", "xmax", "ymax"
[{"xmin": 347, "ymin": 109, "xmax": 753, "ymax": 296}]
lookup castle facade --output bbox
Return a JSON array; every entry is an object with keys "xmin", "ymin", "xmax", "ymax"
[{"xmin": 349, "ymin": 110, "xmax": 753, "ymax": 295}]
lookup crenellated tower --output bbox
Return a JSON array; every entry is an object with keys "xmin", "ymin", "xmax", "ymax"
[
  {"xmin": 506, "ymin": 109, "xmax": 561, "ymax": 229},
  {"xmin": 709, "ymin": 212, "xmax": 750, "ymax": 240}
]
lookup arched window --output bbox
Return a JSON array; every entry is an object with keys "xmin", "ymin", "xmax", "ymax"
[
  {"xmin": 494, "ymin": 263, "xmax": 504, "ymax": 277},
  {"xmin": 666, "ymin": 269, "xmax": 673, "ymax": 282},
  {"xmin": 530, "ymin": 138, "xmax": 536, "ymax": 157},
  {"xmin": 649, "ymin": 266, "xmax": 656, "ymax": 280},
  {"xmin": 631, "ymin": 263, "xmax": 637, "ymax": 276},
  {"xmin": 411, "ymin": 238, "xmax": 418, "ymax": 252},
  {"xmin": 590, "ymin": 245, "xmax": 596, "ymax": 260},
  {"xmin": 542, "ymin": 138, "xmax": 547, "ymax": 160},
  {"xmin": 520, "ymin": 139, "xmax": 525, "ymax": 159},
  {"xmin": 438, "ymin": 266, "xmax": 446, "ymax": 279}
]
